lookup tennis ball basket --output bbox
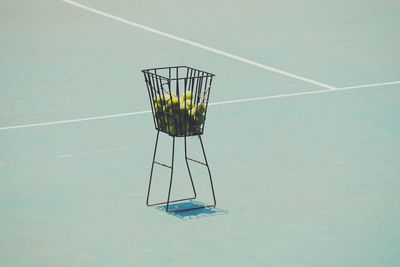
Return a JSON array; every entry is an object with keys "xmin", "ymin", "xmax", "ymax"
[{"xmin": 142, "ymin": 66, "xmax": 216, "ymax": 213}]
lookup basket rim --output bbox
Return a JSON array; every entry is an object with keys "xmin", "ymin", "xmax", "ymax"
[{"xmin": 142, "ymin": 65, "xmax": 215, "ymax": 80}]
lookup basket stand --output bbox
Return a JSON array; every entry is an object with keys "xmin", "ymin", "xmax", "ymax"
[
  {"xmin": 146, "ymin": 131, "xmax": 216, "ymax": 213},
  {"xmin": 142, "ymin": 66, "xmax": 217, "ymax": 213}
]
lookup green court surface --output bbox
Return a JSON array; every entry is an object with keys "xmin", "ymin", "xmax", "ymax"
[{"xmin": 1, "ymin": 1, "xmax": 400, "ymax": 266}]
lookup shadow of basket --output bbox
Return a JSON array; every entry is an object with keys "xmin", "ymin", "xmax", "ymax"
[{"xmin": 155, "ymin": 200, "xmax": 227, "ymax": 220}]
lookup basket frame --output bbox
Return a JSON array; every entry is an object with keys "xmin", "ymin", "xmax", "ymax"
[{"xmin": 142, "ymin": 66, "xmax": 214, "ymax": 137}]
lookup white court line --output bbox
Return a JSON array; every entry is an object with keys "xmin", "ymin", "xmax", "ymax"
[
  {"xmin": 209, "ymin": 80, "xmax": 400, "ymax": 106},
  {"xmin": 0, "ymin": 110, "xmax": 150, "ymax": 131},
  {"xmin": 60, "ymin": 0, "xmax": 336, "ymax": 90},
  {"xmin": 56, "ymin": 146, "xmax": 134, "ymax": 158},
  {"xmin": 0, "ymin": 80, "xmax": 399, "ymax": 132},
  {"xmin": 338, "ymin": 80, "xmax": 400, "ymax": 90}
]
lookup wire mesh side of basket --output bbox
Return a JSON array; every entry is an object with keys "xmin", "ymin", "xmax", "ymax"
[{"xmin": 143, "ymin": 66, "xmax": 214, "ymax": 137}]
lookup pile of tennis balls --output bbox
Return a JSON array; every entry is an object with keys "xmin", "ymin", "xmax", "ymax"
[{"xmin": 153, "ymin": 91, "xmax": 206, "ymax": 136}]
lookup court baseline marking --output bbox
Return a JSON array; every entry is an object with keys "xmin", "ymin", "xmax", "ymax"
[
  {"xmin": 60, "ymin": 0, "xmax": 336, "ymax": 90},
  {"xmin": 208, "ymin": 80, "xmax": 400, "ymax": 106},
  {"xmin": 0, "ymin": 80, "xmax": 399, "ymax": 132},
  {"xmin": 56, "ymin": 146, "xmax": 135, "ymax": 158}
]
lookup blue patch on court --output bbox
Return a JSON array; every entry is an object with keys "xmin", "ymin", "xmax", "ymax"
[{"xmin": 156, "ymin": 200, "xmax": 228, "ymax": 220}]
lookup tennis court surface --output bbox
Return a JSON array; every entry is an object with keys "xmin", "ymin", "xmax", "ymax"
[{"xmin": 1, "ymin": 0, "xmax": 400, "ymax": 266}]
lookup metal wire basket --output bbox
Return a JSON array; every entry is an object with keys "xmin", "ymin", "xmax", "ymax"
[{"xmin": 142, "ymin": 66, "xmax": 215, "ymax": 137}]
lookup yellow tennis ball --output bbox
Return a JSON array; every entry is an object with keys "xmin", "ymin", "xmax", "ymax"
[
  {"xmin": 179, "ymin": 101, "xmax": 187, "ymax": 111},
  {"xmin": 189, "ymin": 107, "xmax": 197, "ymax": 117},
  {"xmin": 167, "ymin": 96, "xmax": 178, "ymax": 108},
  {"xmin": 197, "ymin": 103, "xmax": 207, "ymax": 113},
  {"xmin": 154, "ymin": 102, "xmax": 162, "ymax": 112},
  {"xmin": 154, "ymin": 95, "xmax": 163, "ymax": 104},
  {"xmin": 171, "ymin": 96, "xmax": 179, "ymax": 105},
  {"xmin": 168, "ymin": 125, "xmax": 176, "ymax": 136},
  {"xmin": 183, "ymin": 91, "xmax": 192, "ymax": 100}
]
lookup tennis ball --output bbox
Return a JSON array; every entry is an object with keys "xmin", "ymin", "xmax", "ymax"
[
  {"xmin": 162, "ymin": 105, "xmax": 169, "ymax": 113},
  {"xmin": 188, "ymin": 107, "xmax": 197, "ymax": 118},
  {"xmin": 167, "ymin": 96, "xmax": 179, "ymax": 108},
  {"xmin": 186, "ymin": 101, "xmax": 194, "ymax": 109},
  {"xmin": 159, "ymin": 94, "xmax": 170, "ymax": 107},
  {"xmin": 180, "ymin": 98, "xmax": 195, "ymax": 110},
  {"xmin": 197, "ymin": 103, "xmax": 207, "ymax": 113},
  {"xmin": 154, "ymin": 95, "xmax": 163, "ymax": 104},
  {"xmin": 165, "ymin": 100, "xmax": 172, "ymax": 108},
  {"xmin": 154, "ymin": 102, "xmax": 162, "ymax": 112},
  {"xmin": 182, "ymin": 91, "xmax": 193, "ymax": 100},
  {"xmin": 168, "ymin": 125, "xmax": 176, "ymax": 136},
  {"xmin": 172, "ymin": 96, "xmax": 179, "ymax": 105},
  {"xmin": 179, "ymin": 101, "xmax": 187, "ymax": 111}
]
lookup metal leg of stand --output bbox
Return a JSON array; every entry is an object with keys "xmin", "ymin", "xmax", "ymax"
[
  {"xmin": 146, "ymin": 131, "xmax": 160, "ymax": 206},
  {"xmin": 199, "ymin": 135, "xmax": 217, "ymax": 208},
  {"xmin": 184, "ymin": 136, "xmax": 197, "ymax": 198},
  {"xmin": 165, "ymin": 137, "xmax": 175, "ymax": 212}
]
